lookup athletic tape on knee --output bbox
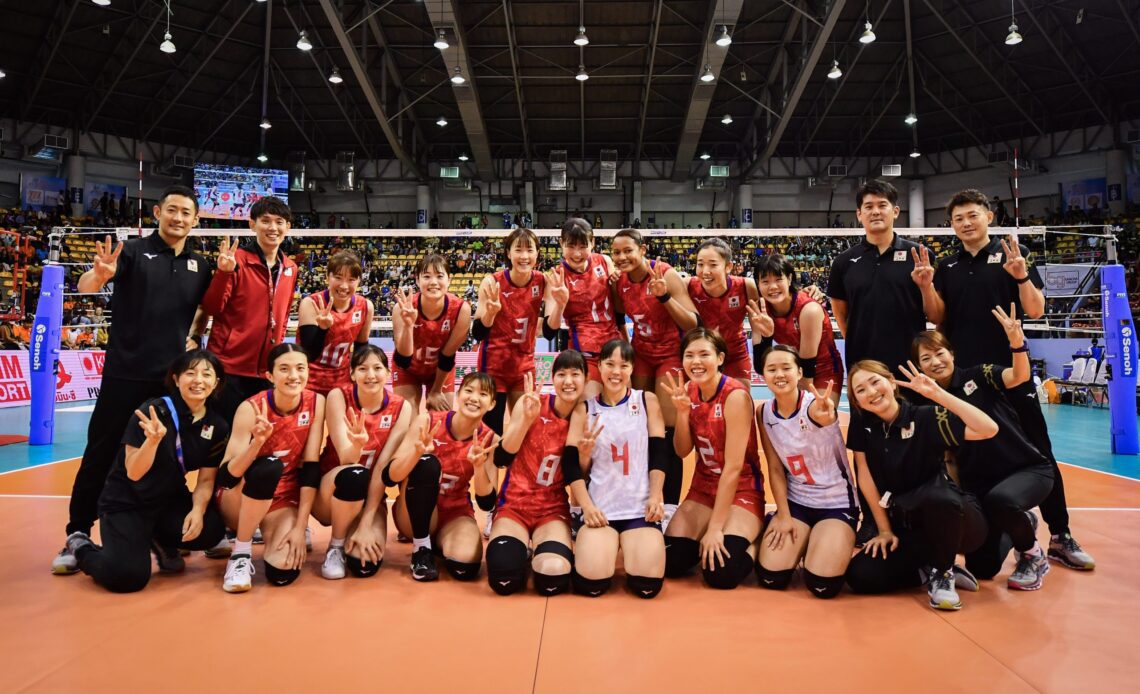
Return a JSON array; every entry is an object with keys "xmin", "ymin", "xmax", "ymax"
[
  {"xmin": 242, "ymin": 456, "xmax": 286, "ymax": 500},
  {"xmin": 626, "ymin": 574, "xmax": 664, "ymax": 599},
  {"xmin": 803, "ymin": 569, "xmax": 845, "ymax": 599},
  {"xmin": 264, "ymin": 560, "xmax": 301, "ymax": 586},
  {"xmin": 755, "ymin": 563, "xmax": 795, "ymax": 590},
  {"xmin": 332, "ymin": 466, "xmax": 370, "ymax": 502},
  {"xmin": 345, "ymin": 555, "xmax": 382, "ymax": 578},
  {"xmin": 443, "ymin": 557, "xmax": 481, "ymax": 582},
  {"xmin": 571, "ymin": 570, "xmax": 612, "ymax": 597},
  {"xmin": 664, "ymin": 536, "xmax": 700, "ymax": 578}
]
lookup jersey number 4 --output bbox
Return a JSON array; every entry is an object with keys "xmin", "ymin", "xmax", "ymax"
[{"xmin": 610, "ymin": 442, "xmax": 630, "ymax": 476}]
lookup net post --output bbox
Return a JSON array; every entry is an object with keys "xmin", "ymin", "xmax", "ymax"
[
  {"xmin": 1101, "ymin": 264, "xmax": 1139, "ymax": 455},
  {"xmin": 28, "ymin": 261, "xmax": 65, "ymax": 445}
]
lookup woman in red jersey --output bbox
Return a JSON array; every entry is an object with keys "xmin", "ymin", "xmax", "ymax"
[
  {"xmin": 215, "ymin": 344, "xmax": 326, "ymax": 593},
  {"xmin": 661, "ymin": 328, "xmax": 764, "ymax": 590},
  {"xmin": 313, "ymin": 345, "xmax": 413, "ymax": 580},
  {"xmin": 297, "ymin": 251, "xmax": 374, "ymax": 396},
  {"xmin": 385, "ymin": 372, "xmax": 499, "ymax": 582},
  {"xmin": 392, "ymin": 254, "xmax": 472, "ymax": 411},
  {"xmin": 748, "ymin": 253, "xmax": 843, "ymax": 403},
  {"xmin": 687, "ymin": 238, "xmax": 761, "ymax": 387}
]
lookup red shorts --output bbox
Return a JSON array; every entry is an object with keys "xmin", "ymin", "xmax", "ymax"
[
  {"xmin": 495, "ymin": 501, "xmax": 571, "ymax": 535},
  {"xmin": 584, "ymin": 354, "xmax": 602, "ymax": 382},
  {"xmin": 435, "ymin": 495, "xmax": 476, "ymax": 531},
  {"xmin": 485, "ymin": 365, "xmax": 536, "ymax": 393},
  {"xmin": 684, "ymin": 486, "xmax": 764, "ymax": 518},
  {"xmin": 214, "ymin": 483, "xmax": 300, "ymax": 516},
  {"xmin": 811, "ymin": 368, "xmax": 843, "ymax": 392},
  {"xmin": 392, "ymin": 364, "xmax": 456, "ymax": 392},
  {"xmin": 632, "ymin": 352, "xmax": 683, "ymax": 380},
  {"xmin": 722, "ymin": 353, "xmax": 753, "ymax": 381},
  {"xmin": 306, "ymin": 368, "xmax": 349, "ymax": 397}
]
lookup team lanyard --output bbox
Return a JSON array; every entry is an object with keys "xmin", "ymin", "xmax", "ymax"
[{"xmin": 160, "ymin": 396, "xmax": 185, "ymax": 474}]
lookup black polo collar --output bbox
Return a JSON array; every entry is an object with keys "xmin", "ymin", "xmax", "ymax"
[{"xmin": 856, "ymin": 231, "xmax": 906, "ymax": 255}]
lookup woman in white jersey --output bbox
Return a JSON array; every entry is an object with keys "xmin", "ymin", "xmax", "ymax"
[
  {"xmin": 566, "ymin": 339, "xmax": 668, "ymax": 598},
  {"xmin": 756, "ymin": 345, "xmax": 857, "ymax": 598}
]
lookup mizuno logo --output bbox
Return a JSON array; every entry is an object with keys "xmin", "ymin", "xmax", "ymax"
[
  {"xmin": 143, "ymin": 253, "xmax": 158, "ymax": 259},
  {"xmin": 946, "ymin": 261, "xmax": 958, "ymax": 268},
  {"xmin": 762, "ymin": 579, "xmax": 774, "ymax": 585},
  {"xmin": 498, "ymin": 581, "xmax": 511, "ymax": 587},
  {"xmin": 813, "ymin": 587, "xmax": 827, "ymax": 593},
  {"xmin": 496, "ymin": 539, "xmax": 510, "ymax": 544},
  {"xmin": 540, "ymin": 417, "xmax": 552, "ymax": 424},
  {"xmin": 849, "ymin": 257, "xmax": 861, "ymax": 263},
  {"xmin": 502, "ymin": 292, "xmax": 514, "ymax": 298},
  {"xmin": 273, "ymin": 449, "xmax": 291, "ymax": 458}
]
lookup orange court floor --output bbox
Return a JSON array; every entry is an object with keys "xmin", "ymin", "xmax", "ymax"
[{"xmin": 1, "ymin": 455, "xmax": 1137, "ymax": 693}]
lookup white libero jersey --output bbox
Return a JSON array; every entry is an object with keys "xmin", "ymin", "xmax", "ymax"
[
  {"xmin": 760, "ymin": 391, "xmax": 855, "ymax": 510},
  {"xmin": 586, "ymin": 389, "xmax": 650, "ymax": 521}
]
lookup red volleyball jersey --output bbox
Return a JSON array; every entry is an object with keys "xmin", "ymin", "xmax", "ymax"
[
  {"xmin": 561, "ymin": 254, "xmax": 620, "ymax": 357},
  {"xmin": 496, "ymin": 395, "xmax": 571, "ymax": 513},
  {"xmin": 478, "ymin": 270, "xmax": 546, "ymax": 375},
  {"xmin": 688, "ymin": 276, "xmax": 750, "ymax": 367},
  {"xmin": 770, "ymin": 291, "xmax": 844, "ymax": 383},
  {"xmin": 408, "ymin": 292, "xmax": 464, "ymax": 378},
  {"xmin": 306, "ymin": 290, "xmax": 366, "ymax": 395},
  {"xmin": 430, "ymin": 410, "xmax": 490, "ymax": 510},
  {"xmin": 249, "ymin": 389, "xmax": 319, "ymax": 506},
  {"xmin": 685, "ymin": 376, "xmax": 763, "ymax": 499},
  {"xmin": 617, "ymin": 260, "xmax": 683, "ymax": 362},
  {"xmin": 319, "ymin": 386, "xmax": 406, "ymax": 474}
]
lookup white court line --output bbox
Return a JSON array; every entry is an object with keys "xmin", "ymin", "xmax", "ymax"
[
  {"xmin": 0, "ymin": 456, "xmax": 82, "ymax": 476},
  {"xmin": 1066, "ymin": 507, "xmax": 1140, "ymax": 511},
  {"xmin": 0, "ymin": 494, "xmax": 70, "ymax": 499},
  {"xmin": 1056, "ymin": 460, "xmax": 1140, "ymax": 483}
]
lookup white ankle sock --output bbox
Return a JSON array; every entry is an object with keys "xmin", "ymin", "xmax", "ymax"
[
  {"xmin": 233, "ymin": 540, "xmax": 253, "ymax": 557},
  {"xmin": 412, "ymin": 537, "xmax": 432, "ymax": 551},
  {"xmin": 330, "ymin": 538, "xmax": 345, "ymax": 549}
]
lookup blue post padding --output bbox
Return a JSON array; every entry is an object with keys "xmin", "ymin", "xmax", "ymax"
[
  {"xmin": 29, "ymin": 264, "xmax": 64, "ymax": 445},
  {"xmin": 1101, "ymin": 265, "xmax": 1139, "ymax": 455}
]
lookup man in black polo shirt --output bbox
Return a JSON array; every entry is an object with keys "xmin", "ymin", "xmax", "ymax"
[
  {"xmin": 828, "ymin": 179, "xmax": 935, "ymax": 541},
  {"xmin": 52, "ymin": 185, "xmax": 213, "ymax": 575},
  {"xmin": 925, "ymin": 188, "xmax": 1095, "ymax": 571}
]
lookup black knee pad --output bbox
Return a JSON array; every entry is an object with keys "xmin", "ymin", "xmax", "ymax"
[
  {"xmin": 444, "ymin": 558, "xmax": 481, "ymax": 581},
  {"xmin": 333, "ymin": 466, "xmax": 370, "ymax": 502},
  {"xmin": 756, "ymin": 563, "xmax": 795, "ymax": 590},
  {"xmin": 664, "ymin": 536, "xmax": 700, "ymax": 578},
  {"xmin": 216, "ymin": 462, "xmax": 241, "ymax": 490},
  {"xmin": 701, "ymin": 535, "xmax": 754, "ymax": 590},
  {"xmin": 242, "ymin": 456, "xmax": 286, "ymax": 501},
  {"xmin": 408, "ymin": 454, "xmax": 442, "ymax": 488},
  {"xmin": 264, "ymin": 560, "xmax": 300, "ymax": 586},
  {"xmin": 626, "ymin": 574, "xmax": 664, "ymax": 599},
  {"xmin": 571, "ymin": 571, "xmax": 613, "ymax": 597},
  {"xmin": 346, "ymin": 555, "xmax": 382, "ymax": 578},
  {"xmin": 533, "ymin": 540, "xmax": 573, "ymax": 567},
  {"xmin": 803, "ymin": 569, "xmax": 845, "ymax": 599},
  {"xmin": 533, "ymin": 571, "xmax": 571, "ymax": 596},
  {"xmin": 486, "ymin": 536, "xmax": 529, "ymax": 595}
]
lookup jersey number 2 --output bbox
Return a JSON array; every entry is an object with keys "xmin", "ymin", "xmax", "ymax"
[{"xmin": 696, "ymin": 435, "xmax": 720, "ymax": 472}]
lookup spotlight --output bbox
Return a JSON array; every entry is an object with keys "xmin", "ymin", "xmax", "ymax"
[
  {"xmin": 909, "ymin": 147, "xmax": 921, "ymax": 159},
  {"xmin": 260, "ymin": 118, "xmax": 272, "ymax": 130},
  {"xmin": 434, "ymin": 29, "xmax": 449, "ymax": 50},
  {"xmin": 1005, "ymin": 23, "xmax": 1023, "ymax": 45},
  {"xmin": 721, "ymin": 114, "xmax": 733, "ymax": 125},
  {"xmin": 715, "ymin": 25, "xmax": 732, "ymax": 47},
  {"xmin": 859, "ymin": 21, "xmax": 876, "ymax": 44},
  {"xmin": 700, "ymin": 64, "xmax": 715, "ymax": 82},
  {"xmin": 257, "ymin": 153, "xmax": 269, "ymax": 163},
  {"xmin": 700, "ymin": 152, "xmax": 711, "ymax": 160},
  {"xmin": 904, "ymin": 113, "xmax": 918, "ymax": 125},
  {"xmin": 297, "ymin": 30, "xmax": 312, "ymax": 51},
  {"xmin": 436, "ymin": 116, "xmax": 448, "ymax": 127},
  {"xmin": 451, "ymin": 66, "xmax": 466, "ymax": 84},
  {"xmin": 573, "ymin": 26, "xmax": 589, "ymax": 46},
  {"xmin": 159, "ymin": 32, "xmax": 176, "ymax": 53},
  {"xmin": 328, "ymin": 67, "xmax": 343, "ymax": 84},
  {"xmin": 576, "ymin": 65, "xmax": 589, "ymax": 81},
  {"xmin": 827, "ymin": 60, "xmax": 842, "ymax": 79},
  {"xmin": 458, "ymin": 153, "xmax": 469, "ymax": 161},
  {"xmin": 92, "ymin": 0, "xmax": 111, "ymax": 6}
]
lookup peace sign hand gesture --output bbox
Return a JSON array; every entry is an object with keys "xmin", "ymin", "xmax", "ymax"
[
  {"xmin": 546, "ymin": 266, "xmax": 570, "ymax": 307},
  {"xmin": 910, "ymin": 246, "xmax": 934, "ymax": 289},
  {"xmin": 577, "ymin": 415, "xmax": 604, "ymax": 463},
  {"xmin": 134, "ymin": 405, "xmax": 167, "ymax": 443},
  {"xmin": 313, "ymin": 293, "xmax": 335, "ymax": 330},
  {"xmin": 92, "ymin": 235, "xmax": 124, "ymax": 282},
  {"xmin": 466, "ymin": 429, "xmax": 499, "ymax": 467},
  {"xmin": 1001, "ymin": 234, "xmax": 1029, "ymax": 280},
  {"xmin": 746, "ymin": 299, "xmax": 774, "ymax": 338},
  {"xmin": 647, "ymin": 260, "xmax": 669, "ymax": 298},
  {"xmin": 413, "ymin": 419, "xmax": 442, "ymax": 458},
  {"xmin": 807, "ymin": 380, "xmax": 837, "ymax": 419},
  {"xmin": 482, "ymin": 281, "xmax": 502, "ymax": 318},
  {"xmin": 519, "ymin": 372, "xmax": 542, "ymax": 422},
  {"xmin": 216, "ymin": 236, "xmax": 238, "ymax": 272},
  {"xmin": 345, "ymin": 407, "xmax": 369, "ymax": 451},
  {"xmin": 250, "ymin": 399, "xmax": 274, "ymax": 444},
  {"xmin": 661, "ymin": 370, "xmax": 692, "ymax": 413},
  {"xmin": 896, "ymin": 360, "xmax": 942, "ymax": 400},
  {"xmin": 992, "ymin": 302, "xmax": 1024, "ymax": 347},
  {"xmin": 394, "ymin": 288, "xmax": 417, "ymax": 330}
]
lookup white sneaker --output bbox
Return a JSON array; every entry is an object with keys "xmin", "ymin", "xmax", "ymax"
[
  {"xmin": 223, "ymin": 554, "xmax": 255, "ymax": 593},
  {"xmin": 322, "ymin": 546, "xmax": 347, "ymax": 580},
  {"xmin": 51, "ymin": 531, "xmax": 92, "ymax": 575}
]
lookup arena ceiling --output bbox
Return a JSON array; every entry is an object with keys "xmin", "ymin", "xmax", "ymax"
[{"xmin": 1, "ymin": 0, "xmax": 1138, "ymax": 181}]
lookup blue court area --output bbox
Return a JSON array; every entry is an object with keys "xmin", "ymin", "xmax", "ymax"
[{"xmin": 2, "ymin": 394, "xmax": 1138, "ymax": 481}]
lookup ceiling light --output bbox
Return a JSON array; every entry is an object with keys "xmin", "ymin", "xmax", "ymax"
[
  {"xmin": 0, "ymin": 69, "xmax": 6, "ymax": 79},
  {"xmin": 827, "ymin": 59, "xmax": 842, "ymax": 79},
  {"xmin": 859, "ymin": 21, "xmax": 876, "ymax": 44},
  {"xmin": 575, "ymin": 65, "xmax": 589, "ymax": 81},
  {"xmin": 700, "ymin": 64, "xmax": 715, "ymax": 82},
  {"xmin": 904, "ymin": 112, "xmax": 918, "ymax": 125},
  {"xmin": 451, "ymin": 66, "xmax": 465, "ymax": 84},
  {"xmin": 909, "ymin": 147, "xmax": 921, "ymax": 159},
  {"xmin": 436, "ymin": 116, "xmax": 448, "ymax": 127},
  {"xmin": 159, "ymin": 32, "xmax": 176, "ymax": 53},
  {"xmin": 434, "ymin": 29, "xmax": 449, "ymax": 50},
  {"xmin": 257, "ymin": 153, "xmax": 269, "ymax": 163},
  {"xmin": 328, "ymin": 67, "xmax": 343, "ymax": 84},
  {"xmin": 721, "ymin": 114, "xmax": 733, "ymax": 125},
  {"xmin": 1005, "ymin": 22, "xmax": 1023, "ymax": 45},
  {"xmin": 296, "ymin": 30, "xmax": 312, "ymax": 51},
  {"xmin": 458, "ymin": 153, "xmax": 469, "ymax": 161},
  {"xmin": 700, "ymin": 152, "xmax": 711, "ymax": 160},
  {"xmin": 92, "ymin": 0, "xmax": 112, "ymax": 6},
  {"xmin": 715, "ymin": 25, "xmax": 732, "ymax": 47},
  {"xmin": 573, "ymin": 26, "xmax": 589, "ymax": 46},
  {"xmin": 259, "ymin": 118, "xmax": 272, "ymax": 130}
]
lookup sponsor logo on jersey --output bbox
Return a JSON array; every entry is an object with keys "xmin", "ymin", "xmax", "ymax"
[
  {"xmin": 900, "ymin": 421, "xmax": 915, "ymax": 439},
  {"xmin": 963, "ymin": 379, "xmax": 977, "ymax": 396},
  {"xmin": 187, "ymin": 259, "xmax": 198, "ymax": 273},
  {"xmin": 352, "ymin": 310, "xmax": 363, "ymax": 324},
  {"xmin": 284, "ymin": 267, "xmax": 293, "ymax": 276},
  {"xmin": 714, "ymin": 403, "xmax": 723, "ymax": 418},
  {"xmin": 502, "ymin": 291, "xmax": 514, "ymax": 299},
  {"xmin": 893, "ymin": 250, "xmax": 907, "ymax": 262},
  {"xmin": 798, "ymin": 417, "xmax": 808, "ymax": 431},
  {"xmin": 532, "ymin": 285, "xmax": 540, "ymax": 297},
  {"xmin": 728, "ymin": 296, "xmax": 740, "ymax": 309},
  {"xmin": 946, "ymin": 261, "xmax": 959, "ymax": 268},
  {"xmin": 441, "ymin": 319, "xmax": 451, "ymax": 332},
  {"xmin": 200, "ymin": 424, "xmax": 214, "ymax": 440},
  {"xmin": 987, "ymin": 253, "xmax": 1003, "ymax": 264},
  {"xmin": 297, "ymin": 410, "xmax": 310, "ymax": 426},
  {"xmin": 143, "ymin": 253, "xmax": 158, "ymax": 260},
  {"xmin": 380, "ymin": 414, "xmax": 392, "ymax": 429},
  {"xmin": 849, "ymin": 257, "xmax": 861, "ymax": 263},
  {"xmin": 594, "ymin": 265, "xmax": 605, "ymax": 278},
  {"xmin": 273, "ymin": 449, "xmax": 292, "ymax": 458}
]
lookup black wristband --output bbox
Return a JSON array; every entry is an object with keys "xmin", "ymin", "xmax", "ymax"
[
  {"xmin": 1015, "ymin": 275, "xmax": 1031, "ymax": 284},
  {"xmin": 471, "ymin": 320, "xmax": 491, "ymax": 342},
  {"xmin": 656, "ymin": 293, "xmax": 671, "ymax": 304},
  {"xmin": 1010, "ymin": 344, "xmax": 1030, "ymax": 354},
  {"xmin": 437, "ymin": 351, "xmax": 456, "ymax": 372}
]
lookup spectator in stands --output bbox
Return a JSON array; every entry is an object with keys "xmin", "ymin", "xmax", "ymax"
[{"xmin": 0, "ymin": 320, "xmax": 21, "ymax": 348}]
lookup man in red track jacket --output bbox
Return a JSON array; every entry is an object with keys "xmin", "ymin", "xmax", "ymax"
[{"xmin": 200, "ymin": 196, "xmax": 299, "ymax": 421}]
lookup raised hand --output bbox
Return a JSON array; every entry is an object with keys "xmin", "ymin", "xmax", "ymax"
[
  {"xmin": 807, "ymin": 380, "xmax": 837, "ymax": 419},
  {"xmin": 313, "ymin": 293, "xmax": 335, "ymax": 330},
  {"xmin": 134, "ymin": 405, "xmax": 167, "ymax": 443},
  {"xmin": 345, "ymin": 407, "xmax": 369, "ymax": 450},
  {"xmin": 466, "ymin": 429, "xmax": 498, "ymax": 467},
  {"xmin": 577, "ymin": 415, "xmax": 604, "ymax": 462},
  {"xmin": 992, "ymin": 302, "xmax": 1024, "ymax": 346},
  {"xmin": 661, "ymin": 370, "xmax": 692, "ymax": 412},
  {"xmin": 647, "ymin": 260, "xmax": 669, "ymax": 297},
  {"xmin": 414, "ymin": 419, "xmax": 442, "ymax": 458},
  {"xmin": 910, "ymin": 246, "xmax": 934, "ymax": 289},
  {"xmin": 216, "ymin": 236, "xmax": 237, "ymax": 272},
  {"xmin": 746, "ymin": 299, "xmax": 775, "ymax": 338},
  {"xmin": 1001, "ymin": 234, "xmax": 1028, "ymax": 280},
  {"xmin": 482, "ymin": 281, "xmax": 502, "ymax": 318},
  {"xmin": 92, "ymin": 235, "xmax": 123, "ymax": 281},
  {"xmin": 519, "ymin": 372, "xmax": 542, "ymax": 421},
  {"xmin": 897, "ymin": 360, "xmax": 942, "ymax": 399},
  {"xmin": 250, "ymin": 398, "xmax": 274, "ymax": 443},
  {"xmin": 546, "ymin": 266, "xmax": 569, "ymax": 307},
  {"xmin": 394, "ymin": 288, "xmax": 417, "ymax": 330}
]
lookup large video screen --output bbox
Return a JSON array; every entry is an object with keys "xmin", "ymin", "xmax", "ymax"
[{"xmin": 193, "ymin": 164, "xmax": 289, "ymax": 220}]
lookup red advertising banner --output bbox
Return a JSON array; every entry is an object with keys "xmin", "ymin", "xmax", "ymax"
[{"xmin": 0, "ymin": 350, "xmax": 105, "ymax": 408}]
